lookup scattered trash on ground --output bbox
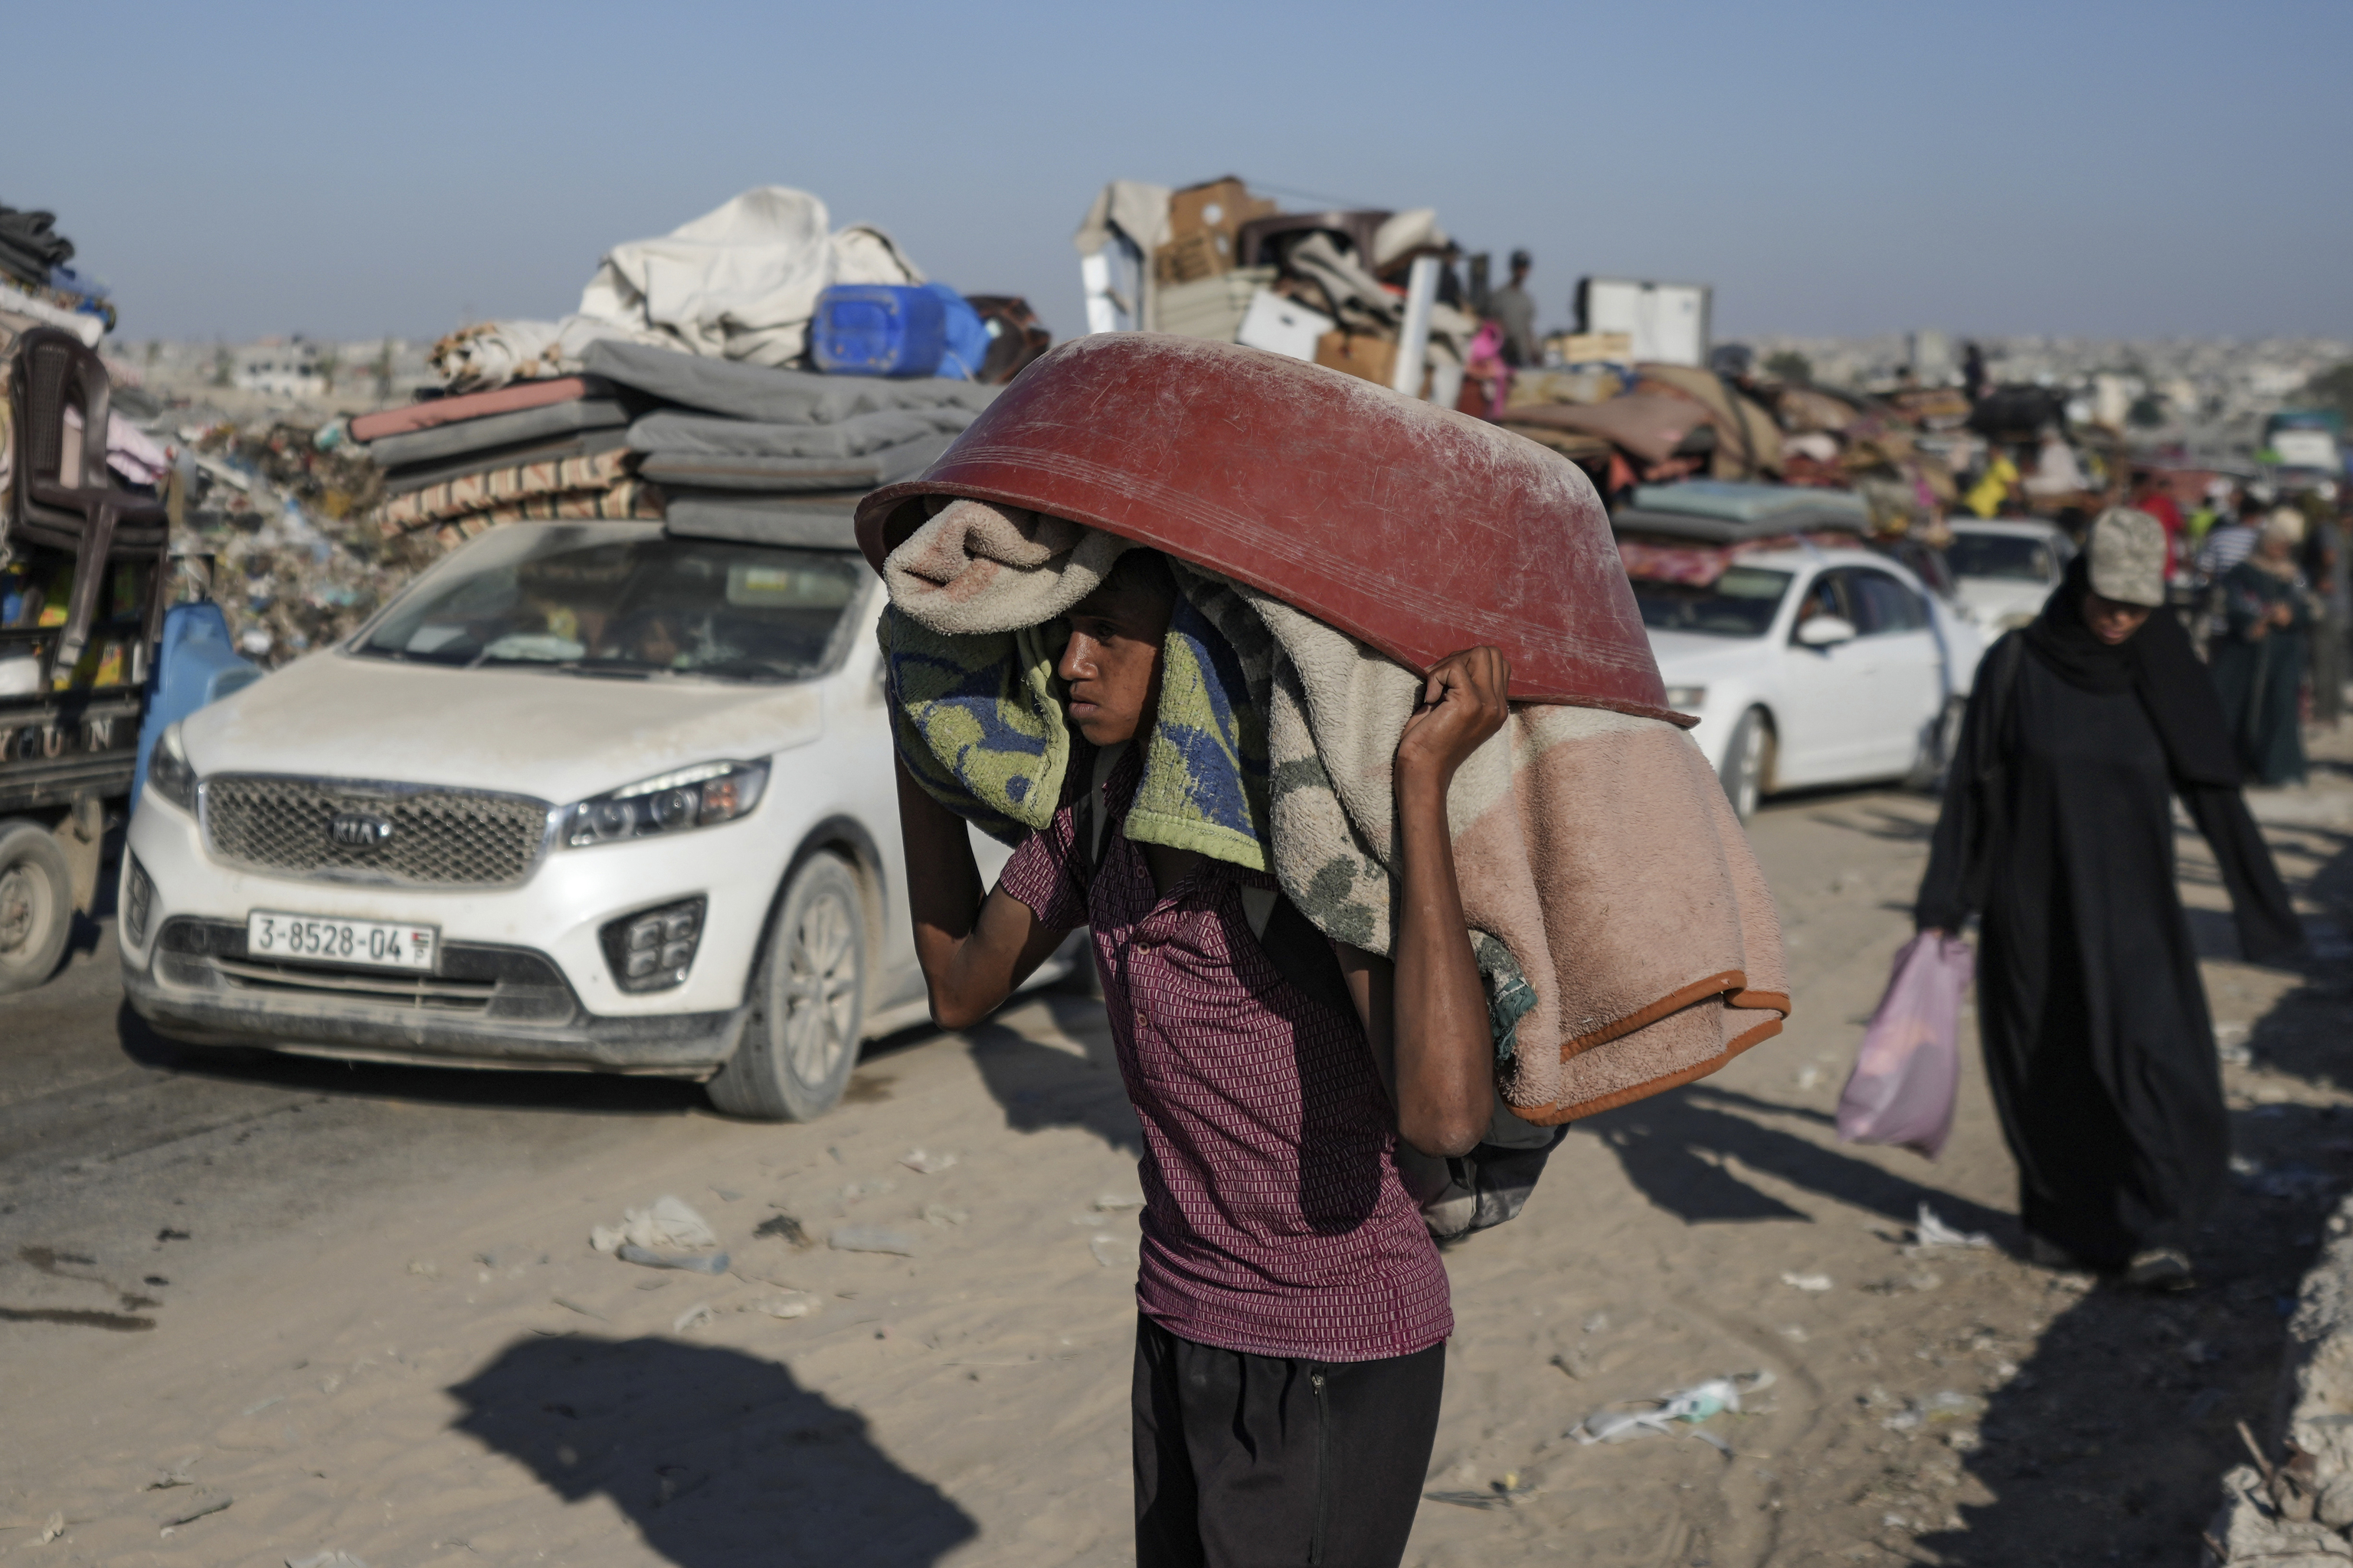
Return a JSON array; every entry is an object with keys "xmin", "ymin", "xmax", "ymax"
[
  {"xmin": 38, "ymin": 1513, "xmax": 64, "ymax": 1543},
  {"xmin": 614, "ymin": 1245, "xmax": 730, "ymax": 1275},
  {"xmin": 900, "ymin": 1149, "xmax": 957, "ymax": 1175},
  {"xmin": 1880, "ymin": 1390, "xmax": 1984, "ymax": 1432},
  {"xmin": 830, "ymin": 1225, "xmax": 918, "ymax": 1257},
  {"xmin": 590, "ymin": 1196, "xmax": 718, "ymax": 1255},
  {"xmin": 748, "ymin": 1291, "xmax": 823, "ymax": 1320},
  {"xmin": 1573, "ymin": 1370, "xmax": 1776, "ymax": 1454},
  {"xmin": 1425, "ymin": 1474, "xmax": 1536, "ymax": 1510},
  {"xmin": 754, "ymin": 1213, "xmax": 812, "ymax": 1248},
  {"xmin": 1911, "ymin": 1204, "xmax": 1994, "ymax": 1249},
  {"xmin": 1782, "ymin": 1272, "xmax": 1834, "ymax": 1291}
]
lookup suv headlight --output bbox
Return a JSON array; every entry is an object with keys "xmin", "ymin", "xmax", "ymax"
[
  {"xmin": 149, "ymin": 724, "xmax": 198, "ymax": 813},
  {"xmin": 1664, "ymin": 684, "xmax": 1708, "ymax": 712},
  {"xmin": 562, "ymin": 760, "xmax": 769, "ymax": 849}
]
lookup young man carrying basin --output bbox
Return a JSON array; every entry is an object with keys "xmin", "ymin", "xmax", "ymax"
[{"xmin": 893, "ymin": 543, "xmax": 1507, "ymax": 1567}]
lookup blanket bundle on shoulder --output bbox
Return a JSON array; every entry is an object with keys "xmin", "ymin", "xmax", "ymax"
[{"xmin": 882, "ymin": 499, "xmax": 1788, "ymax": 1124}]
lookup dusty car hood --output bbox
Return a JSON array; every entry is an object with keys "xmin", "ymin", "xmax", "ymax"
[
  {"xmin": 182, "ymin": 650, "xmax": 826, "ymax": 804},
  {"xmin": 1644, "ymin": 628, "xmax": 1775, "ymax": 684}
]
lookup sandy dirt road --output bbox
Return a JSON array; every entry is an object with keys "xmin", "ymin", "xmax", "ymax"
[{"xmin": 5, "ymin": 766, "xmax": 2353, "ymax": 1567}]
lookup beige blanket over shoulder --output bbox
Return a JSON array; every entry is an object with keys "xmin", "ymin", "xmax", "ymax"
[{"xmin": 883, "ymin": 501, "xmax": 1788, "ymax": 1124}]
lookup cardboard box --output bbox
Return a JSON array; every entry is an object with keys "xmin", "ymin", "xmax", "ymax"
[
  {"xmin": 1314, "ymin": 329, "xmax": 1398, "ymax": 387},
  {"xmin": 1152, "ymin": 230, "xmax": 1225, "ymax": 286},
  {"xmin": 1546, "ymin": 331, "xmax": 1635, "ymax": 365},
  {"xmin": 1167, "ymin": 176, "xmax": 1278, "ymax": 274},
  {"xmin": 1237, "ymin": 290, "xmax": 1334, "ymax": 362}
]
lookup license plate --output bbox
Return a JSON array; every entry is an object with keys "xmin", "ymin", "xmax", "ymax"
[{"xmin": 245, "ymin": 911, "xmax": 438, "ymax": 971}]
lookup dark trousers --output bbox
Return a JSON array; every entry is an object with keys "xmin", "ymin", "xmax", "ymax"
[{"xmin": 1132, "ymin": 1314, "xmax": 1445, "ymax": 1568}]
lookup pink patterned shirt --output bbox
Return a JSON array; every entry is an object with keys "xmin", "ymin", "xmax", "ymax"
[{"xmin": 999, "ymin": 748, "xmax": 1452, "ymax": 1362}]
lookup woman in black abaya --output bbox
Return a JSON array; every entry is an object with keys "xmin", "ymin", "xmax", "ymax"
[{"xmin": 1917, "ymin": 508, "xmax": 2300, "ymax": 1288}]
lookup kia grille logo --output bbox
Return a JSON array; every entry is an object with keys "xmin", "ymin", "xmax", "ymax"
[{"xmin": 329, "ymin": 813, "xmax": 395, "ymax": 849}]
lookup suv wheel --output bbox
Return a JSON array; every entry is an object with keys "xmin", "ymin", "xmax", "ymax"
[
  {"xmin": 1719, "ymin": 707, "xmax": 1772, "ymax": 823},
  {"xmin": 706, "ymin": 854, "xmax": 866, "ymax": 1121},
  {"xmin": 0, "ymin": 820, "xmax": 73, "ymax": 995}
]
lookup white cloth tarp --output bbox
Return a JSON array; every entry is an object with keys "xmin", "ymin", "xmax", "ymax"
[{"xmin": 433, "ymin": 187, "xmax": 928, "ymax": 390}]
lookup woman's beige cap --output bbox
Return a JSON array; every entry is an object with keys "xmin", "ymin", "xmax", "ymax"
[{"xmin": 2087, "ymin": 507, "xmax": 2167, "ymax": 607}]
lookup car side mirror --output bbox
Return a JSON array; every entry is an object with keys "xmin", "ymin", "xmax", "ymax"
[{"xmin": 1797, "ymin": 615, "xmax": 1858, "ymax": 648}]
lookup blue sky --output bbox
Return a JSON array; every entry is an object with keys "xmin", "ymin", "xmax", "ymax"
[{"xmin": 8, "ymin": 0, "xmax": 2347, "ymax": 345}]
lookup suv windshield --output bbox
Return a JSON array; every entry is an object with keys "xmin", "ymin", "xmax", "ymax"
[
  {"xmin": 1946, "ymin": 532, "xmax": 2054, "ymax": 582},
  {"xmin": 353, "ymin": 523, "xmax": 867, "ymax": 683},
  {"xmin": 1631, "ymin": 566, "xmax": 1794, "ymax": 638}
]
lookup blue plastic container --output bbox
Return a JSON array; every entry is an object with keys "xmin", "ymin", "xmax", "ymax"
[
  {"xmin": 925, "ymin": 283, "xmax": 990, "ymax": 381},
  {"xmin": 810, "ymin": 285, "xmax": 947, "ymax": 378},
  {"xmin": 130, "ymin": 602, "xmax": 262, "ymax": 810}
]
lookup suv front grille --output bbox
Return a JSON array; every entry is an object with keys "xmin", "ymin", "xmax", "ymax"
[{"xmin": 202, "ymin": 776, "xmax": 551, "ymax": 889}]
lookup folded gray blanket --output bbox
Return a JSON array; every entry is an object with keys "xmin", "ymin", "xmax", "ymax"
[
  {"xmin": 663, "ymin": 492, "xmax": 862, "ymax": 551},
  {"xmin": 583, "ymin": 338, "xmax": 997, "ymax": 426},
  {"xmin": 636, "ymin": 434, "xmax": 957, "ymax": 493},
  {"xmin": 627, "ymin": 406, "xmax": 974, "ymax": 460}
]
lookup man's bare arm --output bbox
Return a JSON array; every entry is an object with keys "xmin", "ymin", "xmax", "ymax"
[
  {"xmin": 895, "ymin": 755, "xmax": 1068, "ymax": 1030},
  {"xmin": 1383, "ymin": 647, "xmax": 1510, "ymax": 1157}
]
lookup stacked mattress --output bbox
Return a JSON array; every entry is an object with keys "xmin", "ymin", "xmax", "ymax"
[{"xmin": 351, "ymin": 343, "xmax": 997, "ymax": 550}]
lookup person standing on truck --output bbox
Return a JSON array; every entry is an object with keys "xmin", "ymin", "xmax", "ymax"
[
  {"xmin": 1915, "ymin": 509, "xmax": 2299, "ymax": 1291},
  {"xmin": 892, "ymin": 546, "xmax": 1508, "ymax": 1567},
  {"xmin": 1486, "ymin": 249, "xmax": 1540, "ymax": 368}
]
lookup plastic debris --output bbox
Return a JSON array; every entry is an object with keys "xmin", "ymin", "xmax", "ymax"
[
  {"xmin": 1425, "ymin": 1474, "xmax": 1535, "ymax": 1510},
  {"xmin": 38, "ymin": 1513, "xmax": 64, "ymax": 1543},
  {"xmin": 671, "ymin": 1302, "xmax": 715, "ymax": 1334},
  {"xmin": 591, "ymin": 1196, "xmax": 719, "ymax": 1254},
  {"xmin": 1573, "ymin": 1370, "xmax": 1775, "ymax": 1450},
  {"xmin": 1912, "ymin": 1203, "xmax": 1993, "ymax": 1249},
  {"xmin": 1781, "ymin": 1272, "xmax": 1834, "ymax": 1291},
  {"xmin": 900, "ymin": 1149, "xmax": 957, "ymax": 1175},
  {"xmin": 830, "ymin": 1225, "xmax": 917, "ymax": 1256},
  {"xmin": 1881, "ymin": 1390, "xmax": 1983, "ymax": 1433},
  {"xmin": 615, "ymin": 1244, "xmax": 730, "ymax": 1274},
  {"xmin": 748, "ymin": 1291, "xmax": 823, "ymax": 1320},
  {"xmin": 754, "ymin": 1213, "xmax": 812, "ymax": 1248}
]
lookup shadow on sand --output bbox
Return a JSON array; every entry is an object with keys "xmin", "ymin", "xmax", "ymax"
[{"xmin": 449, "ymin": 1334, "xmax": 977, "ymax": 1568}]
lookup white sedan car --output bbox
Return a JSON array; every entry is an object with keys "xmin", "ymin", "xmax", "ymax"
[
  {"xmin": 1634, "ymin": 546, "xmax": 1981, "ymax": 819},
  {"xmin": 1944, "ymin": 518, "xmax": 2073, "ymax": 633},
  {"xmin": 120, "ymin": 516, "xmax": 1052, "ymax": 1121}
]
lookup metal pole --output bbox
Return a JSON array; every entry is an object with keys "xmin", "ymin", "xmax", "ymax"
[{"xmin": 1392, "ymin": 254, "xmax": 1439, "ymax": 398}]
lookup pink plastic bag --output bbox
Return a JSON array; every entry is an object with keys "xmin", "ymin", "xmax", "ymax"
[{"xmin": 1836, "ymin": 932, "xmax": 1973, "ymax": 1160}]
